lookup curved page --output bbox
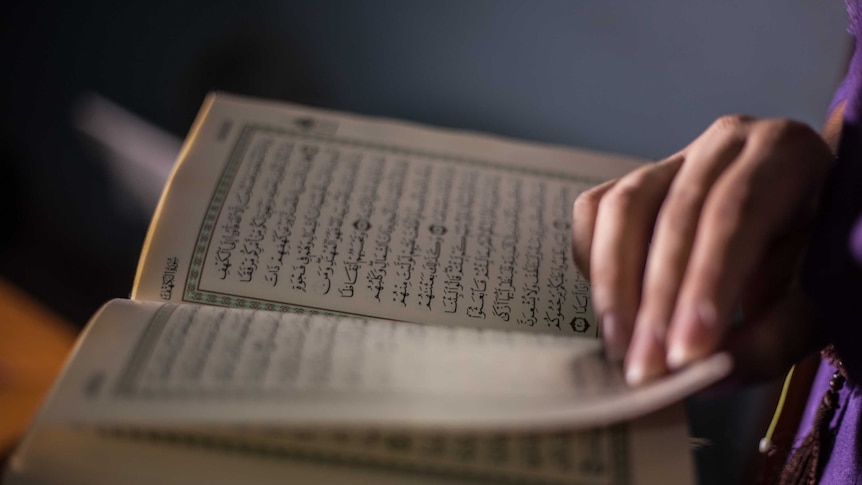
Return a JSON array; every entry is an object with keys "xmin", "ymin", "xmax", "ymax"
[{"xmin": 38, "ymin": 300, "xmax": 731, "ymax": 430}]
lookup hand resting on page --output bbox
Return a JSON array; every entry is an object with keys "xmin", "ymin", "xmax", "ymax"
[{"xmin": 571, "ymin": 115, "xmax": 835, "ymax": 386}]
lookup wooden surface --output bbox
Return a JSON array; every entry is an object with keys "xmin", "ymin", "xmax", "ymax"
[{"xmin": 0, "ymin": 279, "xmax": 77, "ymax": 459}]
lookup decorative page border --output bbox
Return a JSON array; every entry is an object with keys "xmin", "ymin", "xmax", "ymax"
[
  {"xmin": 114, "ymin": 303, "xmax": 178, "ymax": 396},
  {"xmin": 122, "ymin": 123, "xmax": 633, "ymax": 483},
  {"xmin": 183, "ymin": 124, "xmax": 604, "ymax": 312}
]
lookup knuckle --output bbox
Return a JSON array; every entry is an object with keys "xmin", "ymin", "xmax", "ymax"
[
  {"xmin": 573, "ymin": 186, "xmax": 604, "ymax": 217},
  {"xmin": 753, "ymin": 118, "xmax": 815, "ymax": 147},
  {"xmin": 602, "ymin": 179, "xmax": 644, "ymax": 214},
  {"xmin": 771, "ymin": 118, "xmax": 810, "ymax": 136},
  {"xmin": 748, "ymin": 119, "xmax": 832, "ymax": 177},
  {"xmin": 598, "ymin": 162, "xmax": 677, "ymax": 217},
  {"xmin": 711, "ymin": 114, "xmax": 753, "ymax": 132}
]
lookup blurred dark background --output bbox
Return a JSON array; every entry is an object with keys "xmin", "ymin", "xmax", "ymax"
[{"xmin": 0, "ymin": 0, "xmax": 850, "ymax": 482}]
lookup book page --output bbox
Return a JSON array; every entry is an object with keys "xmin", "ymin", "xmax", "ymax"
[
  {"xmin": 6, "ymin": 407, "xmax": 693, "ymax": 485},
  {"xmin": 133, "ymin": 93, "xmax": 645, "ymax": 336},
  {"xmin": 36, "ymin": 300, "xmax": 729, "ymax": 430},
  {"xmin": 11, "ymin": 300, "xmax": 703, "ymax": 485}
]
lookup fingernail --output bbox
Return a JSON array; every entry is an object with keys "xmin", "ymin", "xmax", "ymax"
[
  {"xmin": 666, "ymin": 341, "xmax": 695, "ymax": 371},
  {"xmin": 625, "ymin": 355, "xmax": 666, "ymax": 386},
  {"xmin": 666, "ymin": 301, "xmax": 717, "ymax": 370},
  {"xmin": 602, "ymin": 312, "xmax": 627, "ymax": 363},
  {"xmin": 625, "ymin": 325, "xmax": 667, "ymax": 386},
  {"xmin": 625, "ymin": 361, "xmax": 649, "ymax": 387}
]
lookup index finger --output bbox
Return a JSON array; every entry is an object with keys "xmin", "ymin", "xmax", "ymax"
[{"xmin": 571, "ymin": 179, "xmax": 617, "ymax": 278}]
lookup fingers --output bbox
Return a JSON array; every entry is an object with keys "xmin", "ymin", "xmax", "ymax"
[
  {"xmin": 625, "ymin": 118, "xmax": 747, "ymax": 384},
  {"xmin": 588, "ymin": 157, "xmax": 683, "ymax": 361},
  {"xmin": 664, "ymin": 120, "xmax": 833, "ymax": 372},
  {"xmin": 572, "ymin": 179, "xmax": 617, "ymax": 278},
  {"xmin": 573, "ymin": 115, "xmax": 833, "ymax": 386}
]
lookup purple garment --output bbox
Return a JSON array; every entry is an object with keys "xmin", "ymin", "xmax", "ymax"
[
  {"xmin": 794, "ymin": 361, "xmax": 862, "ymax": 483},
  {"xmin": 805, "ymin": 3, "xmax": 862, "ymax": 377},
  {"xmin": 793, "ymin": 1, "xmax": 862, "ymax": 481}
]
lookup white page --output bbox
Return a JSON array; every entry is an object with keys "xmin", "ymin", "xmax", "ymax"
[
  {"xmin": 133, "ymin": 93, "xmax": 645, "ymax": 336},
  {"xmin": 6, "ymin": 405, "xmax": 693, "ymax": 485},
  {"xmin": 36, "ymin": 300, "xmax": 729, "ymax": 430}
]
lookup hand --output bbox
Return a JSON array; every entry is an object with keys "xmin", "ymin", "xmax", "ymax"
[{"xmin": 571, "ymin": 115, "xmax": 835, "ymax": 385}]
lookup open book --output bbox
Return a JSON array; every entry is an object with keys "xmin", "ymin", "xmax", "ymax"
[{"xmin": 3, "ymin": 94, "xmax": 731, "ymax": 485}]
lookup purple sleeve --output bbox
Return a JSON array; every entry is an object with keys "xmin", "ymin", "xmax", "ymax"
[
  {"xmin": 853, "ymin": 217, "xmax": 862, "ymax": 263},
  {"xmin": 789, "ymin": 4, "xmax": 862, "ymax": 480},
  {"xmin": 802, "ymin": 24, "xmax": 862, "ymax": 381},
  {"xmin": 844, "ymin": 1, "xmax": 862, "ymax": 270}
]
